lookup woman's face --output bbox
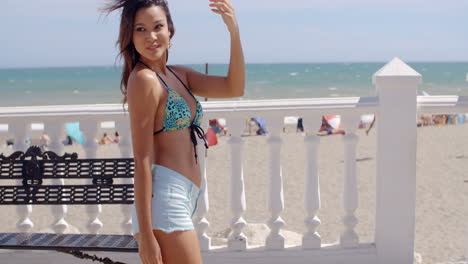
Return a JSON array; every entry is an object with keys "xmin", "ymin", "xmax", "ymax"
[{"xmin": 132, "ymin": 5, "xmax": 171, "ymax": 62}]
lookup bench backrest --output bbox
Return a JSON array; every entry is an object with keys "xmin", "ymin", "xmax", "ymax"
[{"xmin": 0, "ymin": 146, "xmax": 134, "ymax": 205}]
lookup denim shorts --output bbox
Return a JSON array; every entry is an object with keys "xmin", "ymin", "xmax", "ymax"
[{"xmin": 131, "ymin": 164, "xmax": 202, "ymax": 234}]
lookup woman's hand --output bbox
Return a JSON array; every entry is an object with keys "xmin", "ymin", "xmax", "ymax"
[
  {"xmin": 209, "ymin": 0, "xmax": 239, "ymax": 34},
  {"xmin": 136, "ymin": 233, "xmax": 164, "ymax": 264}
]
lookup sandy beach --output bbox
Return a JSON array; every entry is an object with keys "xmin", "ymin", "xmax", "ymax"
[{"xmin": 0, "ymin": 123, "xmax": 467, "ymax": 264}]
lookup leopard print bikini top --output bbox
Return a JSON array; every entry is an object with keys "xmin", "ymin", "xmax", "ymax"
[{"xmin": 138, "ymin": 61, "xmax": 208, "ymax": 163}]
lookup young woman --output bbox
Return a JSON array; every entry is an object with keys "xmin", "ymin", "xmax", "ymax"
[{"xmin": 102, "ymin": 0, "xmax": 245, "ymax": 263}]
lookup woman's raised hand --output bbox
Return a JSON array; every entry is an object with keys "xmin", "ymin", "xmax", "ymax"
[{"xmin": 209, "ymin": 0, "xmax": 239, "ymax": 34}]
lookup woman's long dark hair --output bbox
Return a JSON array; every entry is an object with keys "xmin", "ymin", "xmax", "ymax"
[{"xmin": 101, "ymin": 0, "xmax": 175, "ymax": 110}]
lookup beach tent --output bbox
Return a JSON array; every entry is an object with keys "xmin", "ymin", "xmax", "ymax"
[
  {"xmin": 252, "ymin": 117, "xmax": 268, "ymax": 134},
  {"xmin": 284, "ymin": 116, "xmax": 299, "ymax": 126},
  {"xmin": 324, "ymin": 115, "xmax": 341, "ymax": 129},
  {"xmin": 65, "ymin": 122, "xmax": 85, "ymax": 145}
]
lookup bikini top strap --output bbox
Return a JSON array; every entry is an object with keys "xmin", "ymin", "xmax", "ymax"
[
  {"xmin": 138, "ymin": 61, "xmax": 169, "ymax": 90},
  {"xmin": 155, "ymin": 73, "xmax": 169, "ymax": 89},
  {"xmin": 166, "ymin": 66, "xmax": 196, "ymax": 99}
]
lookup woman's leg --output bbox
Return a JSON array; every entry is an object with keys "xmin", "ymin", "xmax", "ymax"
[{"xmin": 153, "ymin": 229, "xmax": 202, "ymax": 264}]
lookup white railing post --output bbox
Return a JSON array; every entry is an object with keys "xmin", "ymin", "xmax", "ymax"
[
  {"xmin": 302, "ymin": 114, "xmax": 323, "ymax": 249},
  {"xmin": 374, "ymin": 57, "xmax": 421, "ymax": 264},
  {"xmin": 340, "ymin": 113, "xmax": 361, "ymax": 248},
  {"xmin": 194, "ymin": 117, "xmax": 212, "ymax": 251},
  {"xmin": 10, "ymin": 121, "xmax": 34, "ymax": 233},
  {"xmin": 44, "ymin": 121, "xmax": 71, "ymax": 234},
  {"xmin": 265, "ymin": 116, "xmax": 285, "ymax": 250},
  {"xmin": 466, "ymin": 186, "xmax": 468, "ymax": 262},
  {"xmin": 227, "ymin": 117, "xmax": 248, "ymax": 251},
  {"xmin": 81, "ymin": 119, "xmax": 103, "ymax": 234},
  {"xmin": 115, "ymin": 118, "xmax": 133, "ymax": 235}
]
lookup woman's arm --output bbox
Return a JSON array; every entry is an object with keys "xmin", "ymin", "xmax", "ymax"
[
  {"xmin": 127, "ymin": 69, "xmax": 162, "ymax": 237},
  {"xmin": 174, "ymin": 0, "xmax": 245, "ymax": 99}
]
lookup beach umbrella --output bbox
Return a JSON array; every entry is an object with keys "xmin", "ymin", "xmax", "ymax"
[
  {"xmin": 324, "ymin": 115, "xmax": 342, "ymax": 129},
  {"xmin": 65, "ymin": 122, "xmax": 85, "ymax": 145}
]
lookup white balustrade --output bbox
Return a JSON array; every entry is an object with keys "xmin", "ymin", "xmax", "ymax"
[
  {"xmin": 81, "ymin": 119, "xmax": 103, "ymax": 234},
  {"xmin": 116, "ymin": 119, "xmax": 133, "ymax": 234},
  {"xmin": 302, "ymin": 114, "xmax": 323, "ymax": 249},
  {"xmin": 10, "ymin": 121, "xmax": 34, "ymax": 233},
  {"xmin": 44, "ymin": 121, "xmax": 70, "ymax": 234},
  {"xmin": 227, "ymin": 117, "xmax": 248, "ymax": 251},
  {"xmin": 194, "ymin": 117, "xmax": 212, "ymax": 251},
  {"xmin": 3, "ymin": 57, "xmax": 462, "ymax": 264},
  {"xmin": 265, "ymin": 116, "xmax": 285, "ymax": 250},
  {"xmin": 339, "ymin": 113, "xmax": 361, "ymax": 248}
]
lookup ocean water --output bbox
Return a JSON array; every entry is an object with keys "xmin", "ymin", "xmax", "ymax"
[{"xmin": 0, "ymin": 62, "xmax": 467, "ymax": 107}]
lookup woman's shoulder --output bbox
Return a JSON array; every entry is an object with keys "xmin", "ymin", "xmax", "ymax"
[
  {"xmin": 128, "ymin": 66, "xmax": 157, "ymax": 87},
  {"xmin": 127, "ymin": 66, "xmax": 164, "ymax": 98}
]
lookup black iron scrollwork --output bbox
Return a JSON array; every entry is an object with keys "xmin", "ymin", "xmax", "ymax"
[
  {"xmin": 22, "ymin": 146, "xmax": 44, "ymax": 187},
  {"xmin": 21, "ymin": 160, "xmax": 43, "ymax": 186},
  {"xmin": 0, "ymin": 151, "xmax": 23, "ymax": 162},
  {"xmin": 0, "ymin": 146, "xmax": 78, "ymax": 162},
  {"xmin": 43, "ymin": 151, "xmax": 78, "ymax": 161}
]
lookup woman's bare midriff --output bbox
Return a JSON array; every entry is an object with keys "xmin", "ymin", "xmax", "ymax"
[{"xmin": 152, "ymin": 128, "xmax": 202, "ymax": 189}]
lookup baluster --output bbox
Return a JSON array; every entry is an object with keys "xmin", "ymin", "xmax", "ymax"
[
  {"xmin": 193, "ymin": 117, "xmax": 211, "ymax": 251},
  {"xmin": 302, "ymin": 115, "xmax": 323, "ymax": 249},
  {"xmin": 116, "ymin": 119, "xmax": 133, "ymax": 234},
  {"xmin": 11, "ymin": 121, "xmax": 34, "ymax": 233},
  {"xmin": 265, "ymin": 116, "xmax": 285, "ymax": 250},
  {"xmin": 227, "ymin": 117, "xmax": 248, "ymax": 251},
  {"xmin": 339, "ymin": 113, "xmax": 361, "ymax": 248},
  {"xmin": 81, "ymin": 119, "xmax": 103, "ymax": 234},
  {"xmin": 44, "ymin": 121, "xmax": 70, "ymax": 234}
]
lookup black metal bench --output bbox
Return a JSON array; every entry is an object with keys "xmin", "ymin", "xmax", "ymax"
[{"xmin": 0, "ymin": 146, "xmax": 138, "ymax": 262}]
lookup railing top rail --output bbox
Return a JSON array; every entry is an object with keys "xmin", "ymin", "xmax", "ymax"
[
  {"xmin": 417, "ymin": 95, "xmax": 468, "ymax": 114},
  {"xmin": 0, "ymin": 97, "xmax": 379, "ymax": 119},
  {"xmin": 0, "ymin": 95, "xmax": 467, "ymax": 120}
]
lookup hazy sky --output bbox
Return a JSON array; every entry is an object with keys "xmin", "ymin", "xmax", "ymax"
[{"xmin": 1, "ymin": 0, "xmax": 467, "ymax": 68}]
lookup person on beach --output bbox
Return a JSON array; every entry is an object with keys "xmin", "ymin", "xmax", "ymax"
[
  {"xmin": 98, "ymin": 132, "xmax": 113, "ymax": 145},
  {"xmin": 62, "ymin": 135, "xmax": 73, "ymax": 146},
  {"xmin": 39, "ymin": 132, "xmax": 50, "ymax": 151},
  {"xmin": 102, "ymin": 1, "xmax": 245, "ymax": 263},
  {"xmin": 296, "ymin": 117, "xmax": 304, "ymax": 133},
  {"xmin": 113, "ymin": 131, "xmax": 121, "ymax": 144}
]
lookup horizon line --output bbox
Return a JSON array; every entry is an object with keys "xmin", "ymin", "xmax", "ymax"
[{"xmin": 2, "ymin": 60, "xmax": 468, "ymax": 70}]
